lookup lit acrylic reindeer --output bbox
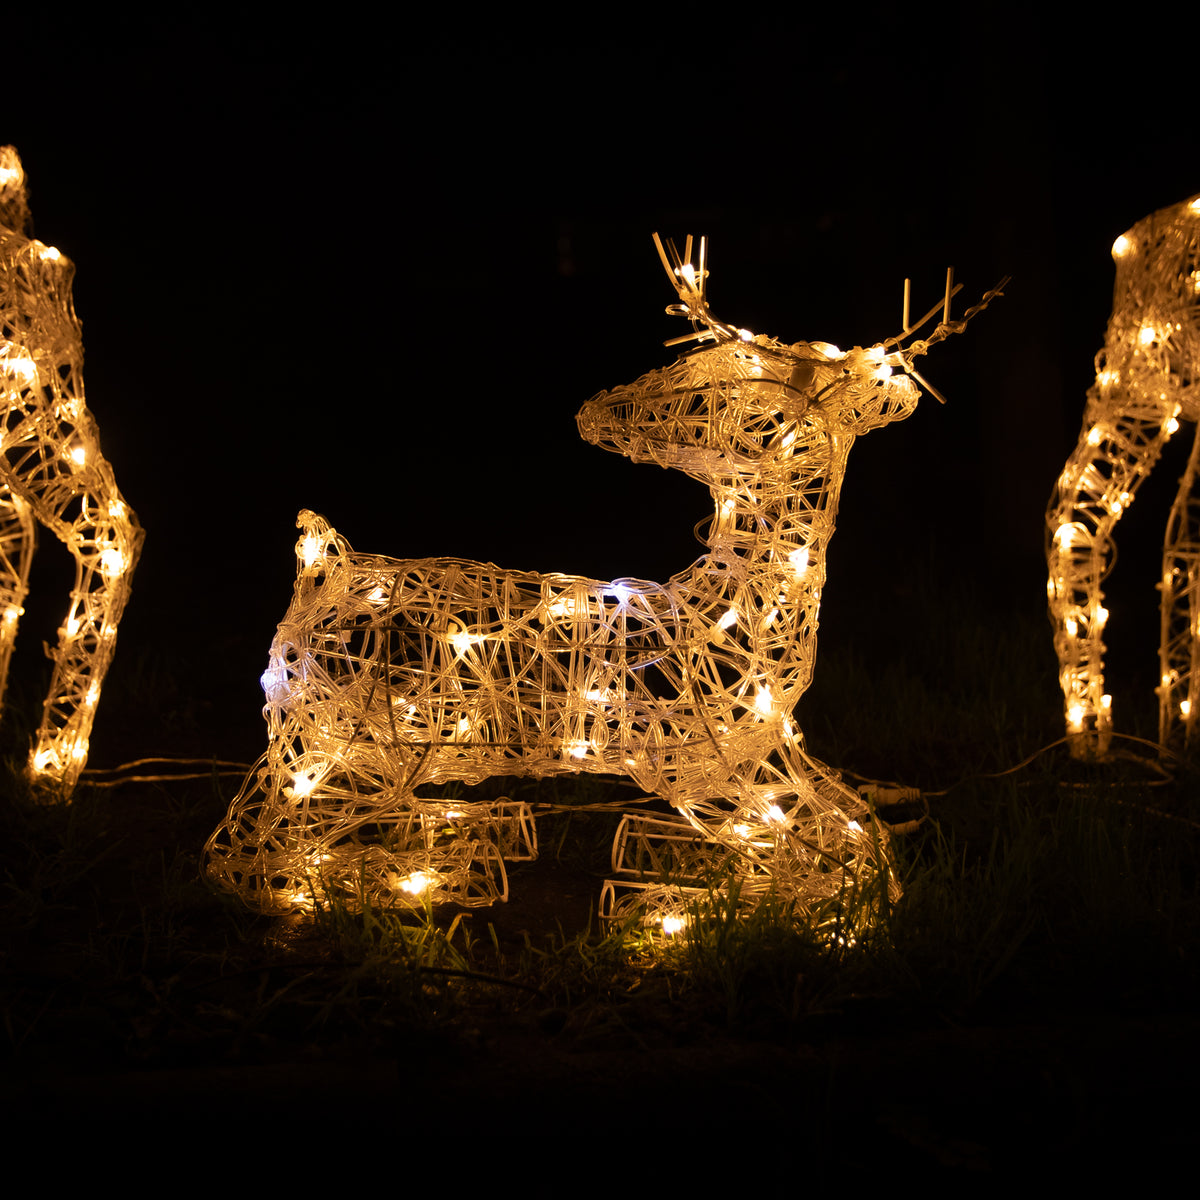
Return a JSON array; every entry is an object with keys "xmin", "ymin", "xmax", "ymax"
[
  {"xmin": 0, "ymin": 146, "xmax": 143, "ymax": 798},
  {"xmin": 1048, "ymin": 194, "xmax": 1200, "ymax": 758},
  {"xmin": 207, "ymin": 236, "xmax": 1004, "ymax": 929}
]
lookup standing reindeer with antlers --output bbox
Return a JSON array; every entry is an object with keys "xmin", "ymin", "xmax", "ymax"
[
  {"xmin": 1048, "ymin": 194, "xmax": 1200, "ymax": 758},
  {"xmin": 0, "ymin": 146, "xmax": 142, "ymax": 798},
  {"xmin": 207, "ymin": 236, "xmax": 1003, "ymax": 927}
]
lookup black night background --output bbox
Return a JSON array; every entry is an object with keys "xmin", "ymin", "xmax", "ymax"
[{"xmin": 2, "ymin": 12, "xmax": 1197, "ymax": 1176}]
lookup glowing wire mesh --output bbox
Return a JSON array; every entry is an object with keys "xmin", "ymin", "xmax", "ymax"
[
  {"xmin": 1048, "ymin": 194, "xmax": 1200, "ymax": 757},
  {"xmin": 0, "ymin": 147, "xmax": 143, "ymax": 798},
  {"xmin": 207, "ymin": 236, "xmax": 1004, "ymax": 926}
]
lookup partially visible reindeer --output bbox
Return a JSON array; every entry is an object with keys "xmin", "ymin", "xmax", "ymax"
[
  {"xmin": 1048, "ymin": 194, "xmax": 1200, "ymax": 758},
  {"xmin": 0, "ymin": 147, "xmax": 143, "ymax": 798},
  {"xmin": 207, "ymin": 236, "xmax": 1003, "ymax": 927}
]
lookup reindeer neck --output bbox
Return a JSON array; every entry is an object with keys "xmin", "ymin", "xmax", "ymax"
[{"xmin": 671, "ymin": 425, "xmax": 854, "ymax": 614}]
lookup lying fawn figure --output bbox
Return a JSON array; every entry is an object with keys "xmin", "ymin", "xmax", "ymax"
[
  {"xmin": 208, "ymin": 236, "xmax": 1003, "ymax": 928},
  {"xmin": 0, "ymin": 146, "xmax": 142, "ymax": 798},
  {"xmin": 1048, "ymin": 194, "xmax": 1200, "ymax": 758}
]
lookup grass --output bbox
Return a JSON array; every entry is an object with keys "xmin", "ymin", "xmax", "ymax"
[{"xmin": 1, "ymin": 567, "xmax": 1198, "ymax": 1168}]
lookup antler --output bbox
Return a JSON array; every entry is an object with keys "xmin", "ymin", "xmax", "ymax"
[
  {"xmin": 883, "ymin": 271, "xmax": 1011, "ymax": 403},
  {"xmin": 652, "ymin": 232, "xmax": 1009, "ymax": 406},
  {"xmin": 653, "ymin": 233, "xmax": 753, "ymax": 348}
]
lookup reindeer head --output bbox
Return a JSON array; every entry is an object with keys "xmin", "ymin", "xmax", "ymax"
[{"xmin": 575, "ymin": 235, "xmax": 976, "ymax": 483}]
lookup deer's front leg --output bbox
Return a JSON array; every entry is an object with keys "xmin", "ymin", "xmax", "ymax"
[{"xmin": 1047, "ymin": 384, "xmax": 1178, "ymax": 758}]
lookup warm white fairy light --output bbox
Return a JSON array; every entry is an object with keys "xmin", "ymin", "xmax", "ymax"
[
  {"xmin": 291, "ymin": 773, "xmax": 317, "ymax": 799},
  {"xmin": 1047, "ymin": 191, "xmax": 1200, "ymax": 756},
  {"xmin": 0, "ymin": 146, "xmax": 142, "ymax": 798},
  {"xmin": 207, "ymin": 233, "xmax": 1004, "ymax": 922},
  {"xmin": 395, "ymin": 871, "xmax": 434, "ymax": 896}
]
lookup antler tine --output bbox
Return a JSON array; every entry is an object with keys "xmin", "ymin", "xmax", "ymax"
[
  {"xmin": 884, "ymin": 279, "xmax": 965, "ymax": 353},
  {"xmin": 654, "ymin": 232, "xmax": 702, "ymax": 311},
  {"xmin": 882, "ymin": 272, "xmax": 1010, "ymax": 403},
  {"xmin": 652, "ymin": 232, "xmax": 744, "ymax": 348},
  {"xmin": 652, "ymin": 231, "xmax": 680, "ymax": 283},
  {"xmin": 652, "ymin": 230, "xmax": 700, "ymax": 302},
  {"xmin": 886, "ymin": 273, "xmax": 1010, "ymax": 356}
]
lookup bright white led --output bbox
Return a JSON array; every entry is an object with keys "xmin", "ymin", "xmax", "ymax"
[
  {"xmin": 301, "ymin": 534, "xmax": 323, "ymax": 567},
  {"xmin": 396, "ymin": 872, "xmax": 432, "ymax": 895},
  {"xmin": 291, "ymin": 774, "xmax": 316, "ymax": 798}
]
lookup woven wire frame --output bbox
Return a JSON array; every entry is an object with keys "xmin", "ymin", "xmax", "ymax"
[
  {"xmin": 207, "ymin": 236, "xmax": 1003, "ymax": 930},
  {"xmin": 0, "ymin": 146, "xmax": 143, "ymax": 798},
  {"xmin": 1047, "ymin": 194, "xmax": 1200, "ymax": 758}
]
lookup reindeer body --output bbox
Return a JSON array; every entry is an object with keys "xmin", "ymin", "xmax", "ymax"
[
  {"xmin": 208, "ymin": 238, "xmax": 1001, "ymax": 924},
  {"xmin": 1047, "ymin": 194, "xmax": 1200, "ymax": 756},
  {"xmin": 0, "ymin": 147, "xmax": 142, "ymax": 797}
]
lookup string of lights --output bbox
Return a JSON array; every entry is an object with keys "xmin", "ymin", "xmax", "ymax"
[{"xmin": 207, "ymin": 235, "xmax": 1004, "ymax": 931}]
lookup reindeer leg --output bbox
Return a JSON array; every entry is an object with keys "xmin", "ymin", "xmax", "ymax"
[
  {"xmin": 0, "ymin": 486, "xmax": 35, "ymax": 713},
  {"xmin": 29, "ymin": 478, "xmax": 142, "ymax": 799},
  {"xmin": 1047, "ymin": 387, "xmax": 1178, "ymax": 758},
  {"xmin": 603, "ymin": 739, "xmax": 894, "ymax": 931},
  {"xmin": 1159, "ymin": 424, "xmax": 1200, "ymax": 754}
]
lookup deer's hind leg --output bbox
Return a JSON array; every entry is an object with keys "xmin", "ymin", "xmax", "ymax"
[
  {"xmin": 1047, "ymin": 386, "xmax": 1178, "ymax": 758},
  {"xmin": 28, "ymin": 466, "xmax": 142, "ymax": 798},
  {"xmin": 0, "ymin": 485, "xmax": 35, "ymax": 714},
  {"xmin": 1159, "ymin": 424, "xmax": 1200, "ymax": 752}
]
